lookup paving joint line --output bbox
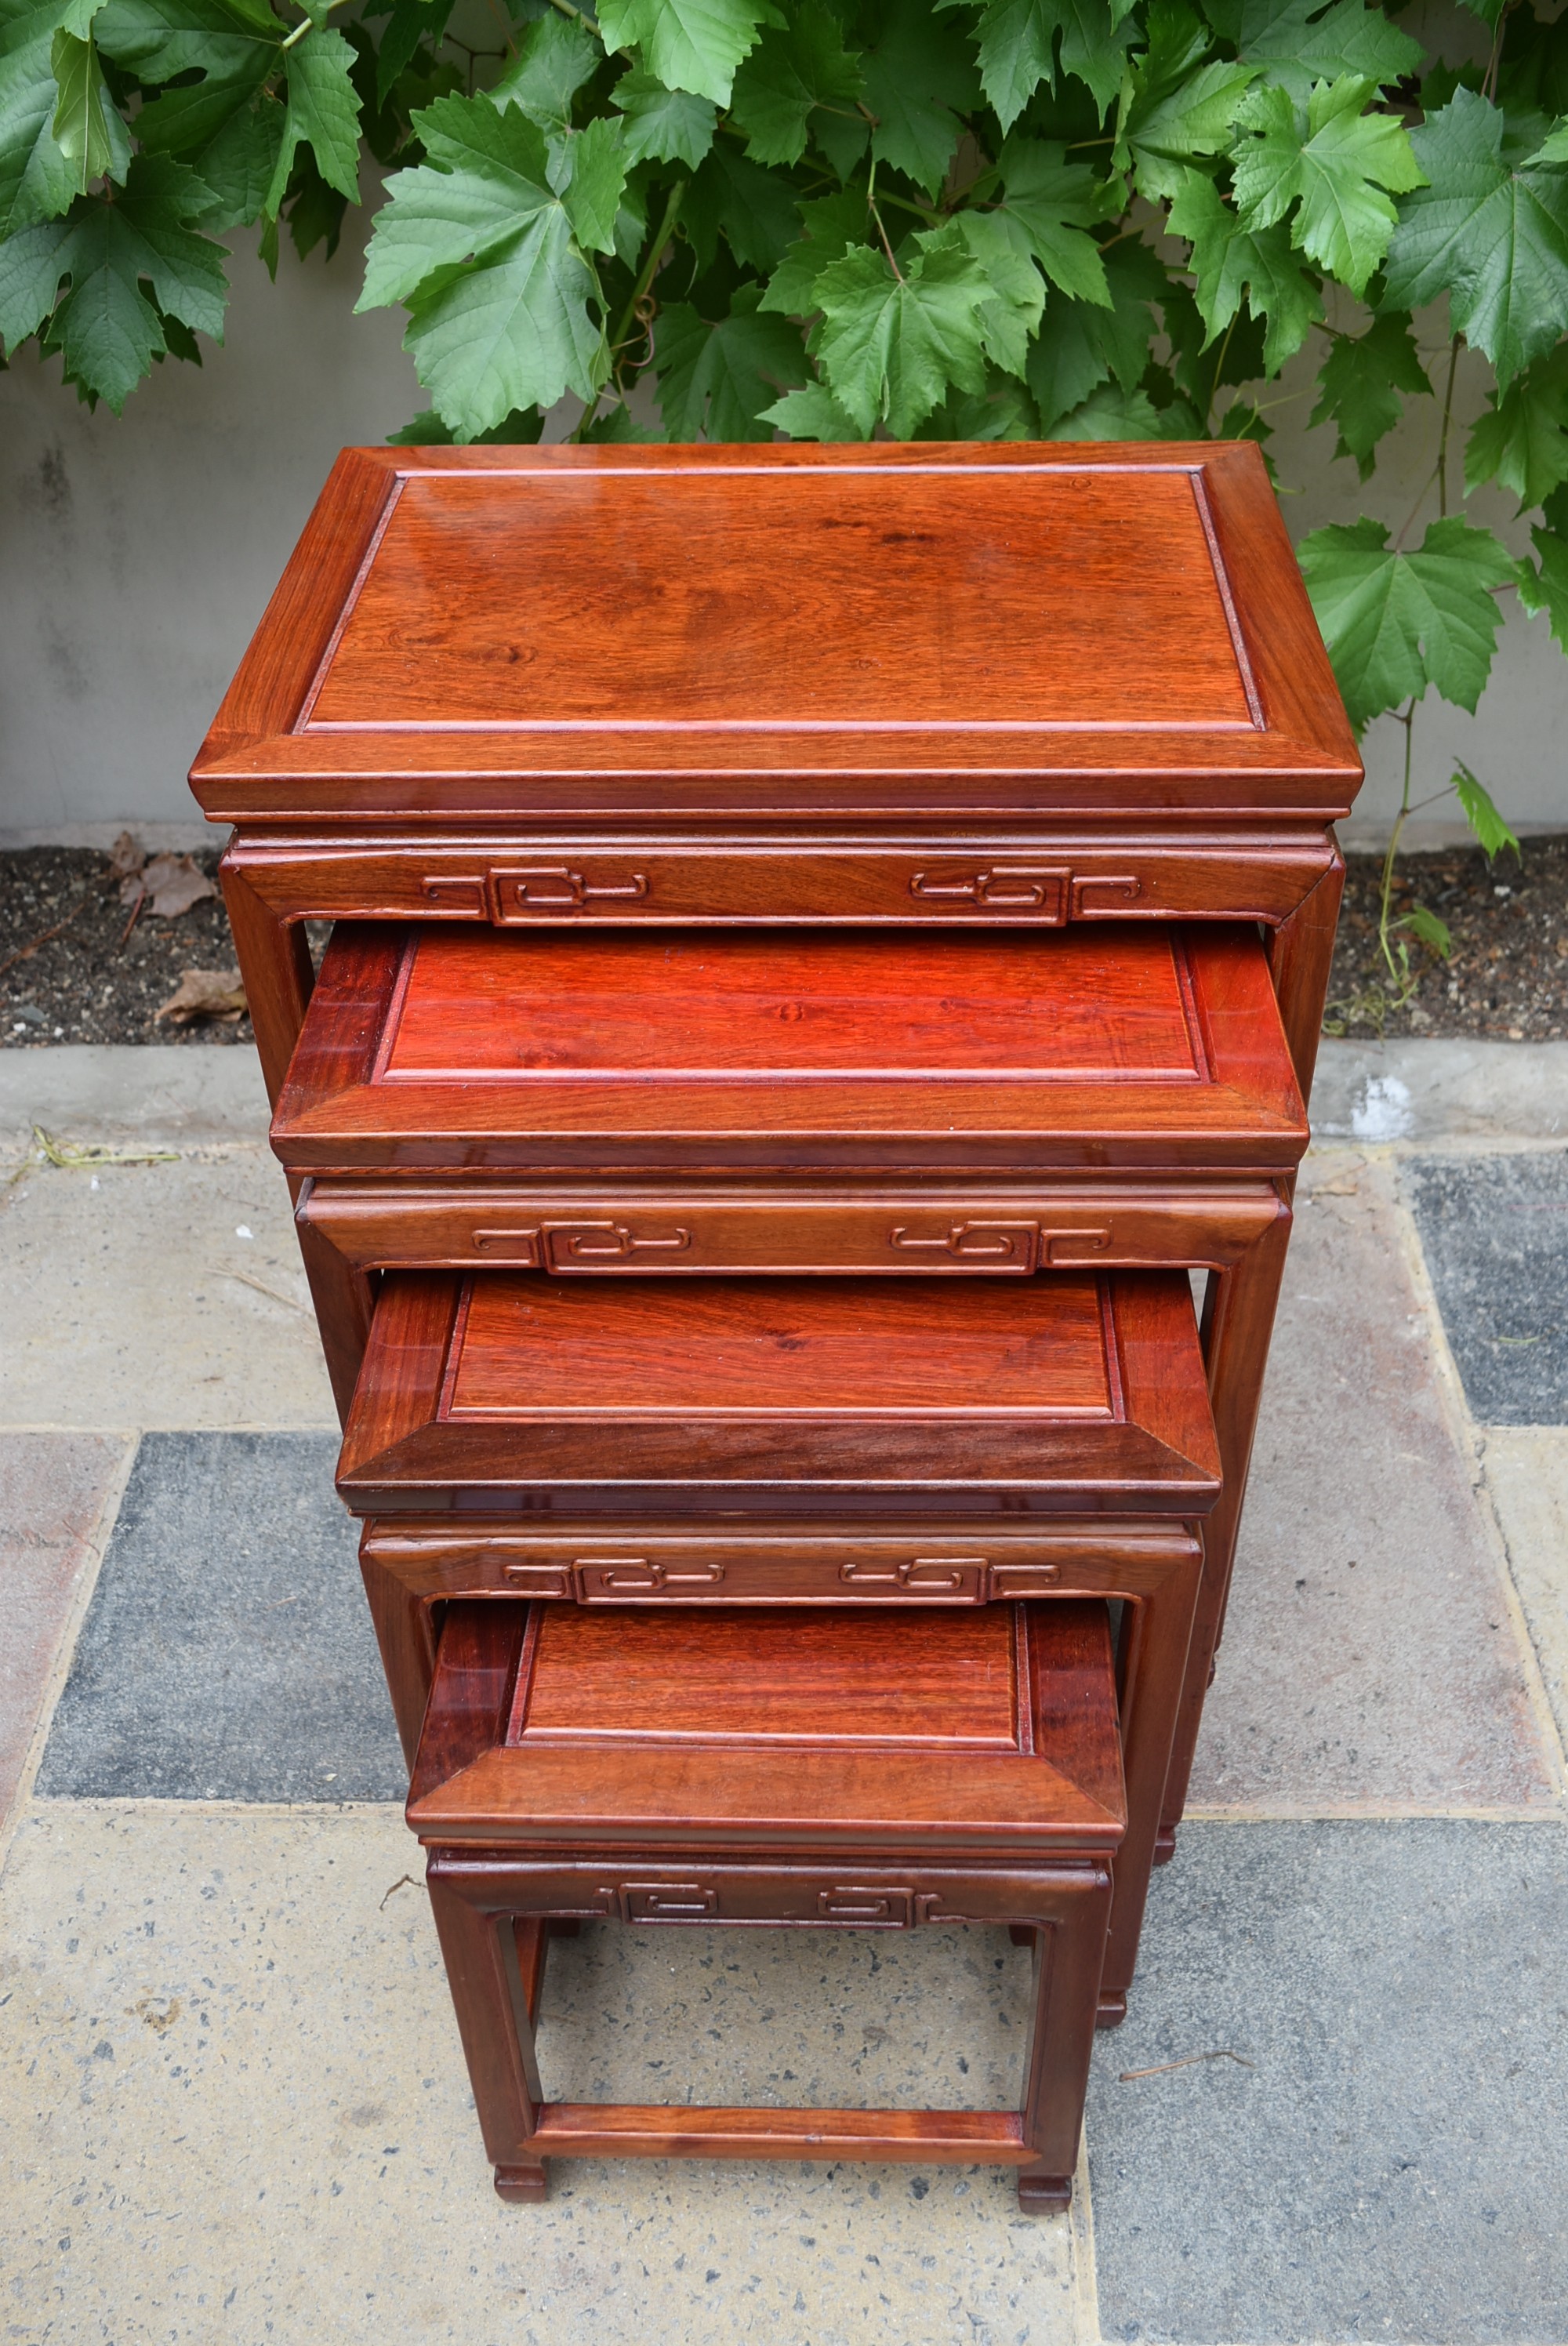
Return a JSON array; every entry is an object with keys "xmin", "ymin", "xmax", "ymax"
[
  {"xmin": 1385, "ymin": 1156, "xmax": 1568, "ymax": 1795},
  {"xmin": 0, "ymin": 1433, "xmax": 137, "ymax": 1873}
]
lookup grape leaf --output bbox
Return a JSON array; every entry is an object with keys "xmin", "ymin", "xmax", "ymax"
[
  {"xmin": 1114, "ymin": 1, "xmax": 1254, "ymax": 201},
  {"xmin": 1230, "ymin": 74, "xmax": 1425, "ymax": 296},
  {"xmin": 1236, "ymin": 0, "xmax": 1421, "ymax": 105},
  {"xmin": 1167, "ymin": 165, "xmax": 1321, "ymax": 372},
  {"xmin": 50, "ymin": 29, "xmax": 127, "ymax": 189},
  {"xmin": 595, "ymin": 0, "xmax": 767, "ymax": 107},
  {"xmin": 1464, "ymin": 347, "xmax": 1568, "ymax": 510},
  {"xmin": 1385, "ymin": 90, "xmax": 1568, "ymax": 387},
  {"xmin": 758, "ymin": 185, "xmax": 864, "ymax": 312},
  {"xmin": 186, "ymin": 94, "xmax": 281, "ymax": 227},
  {"xmin": 682, "ymin": 139, "xmax": 799, "ymax": 271},
  {"xmin": 265, "ymin": 25, "xmax": 361, "ymax": 215},
  {"xmin": 730, "ymin": 1, "xmax": 862, "ymax": 167},
  {"xmin": 1024, "ymin": 231, "xmax": 1164, "ymax": 422},
  {"xmin": 760, "ymin": 377, "xmax": 865, "ymax": 437},
  {"xmin": 581, "ymin": 398, "xmax": 666, "ymax": 441},
  {"xmin": 971, "ymin": 0, "xmax": 1134, "ymax": 129},
  {"xmin": 1310, "ymin": 309, "xmax": 1430, "ymax": 480},
  {"xmin": 490, "ymin": 10, "xmax": 600, "ymax": 129},
  {"xmin": 612, "ymin": 65, "xmax": 716, "ymax": 166},
  {"xmin": 0, "ymin": 152, "xmax": 227, "ymax": 406},
  {"xmin": 554, "ymin": 118, "xmax": 626, "ymax": 258},
  {"xmin": 397, "ymin": 202, "xmax": 605, "ymax": 436},
  {"xmin": 950, "ymin": 205, "xmax": 1044, "ymax": 373},
  {"xmin": 1296, "ymin": 513, "xmax": 1515, "ymax": 727},
  {"xmin": 360, "ymin": 92, "xmax": 564, "ymax": 307},
  {"xmin": 914, "ymin": 367, "xmax": 1039, "ymax": 436},
  {"xmin": 995, "ymin": 133, "xmax": 1113, "ymax": 303},
  {"xmin": 1450, "ymin": 760, "xmax": 1520, "ymax": 859},
  {"xmin": 1047, "ymin": 377, "xmax": 1163, "ymax": 434},
  {"xmin": 1517, "ymin": 492, "xmax": 1568, "ymax": 650},
  {"xmin": 358, "ymin": 89, "xmax": 608, "ymax": 434},
  {"xmin": 862, "ymin": 0, "xmax": 982, "ymax": 193},
  {"xmin": 374, "ymin": 0, "xmax": 453, "ymax": 108},
  {"xmin": 654, "ymin": 281, "xmax": 807, "ymax": 435},
  {"xmin": 811, "ymin": 220, "xmax": 992, "ymax": 434},
  {"xmin": 96, "ymin": 0, "xmax": 281, "ymax": 155},
  {"xmin": 0, "ymin": 0, "xmax": 108, "ymax": 232}
]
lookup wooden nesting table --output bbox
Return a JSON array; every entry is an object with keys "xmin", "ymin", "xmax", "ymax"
[{"xmin": 191, "ymin": 438, "xmax": 1359, "ymax": 2199}]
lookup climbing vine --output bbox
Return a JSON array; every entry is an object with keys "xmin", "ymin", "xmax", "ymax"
[{"xmin": 2, "ymin": 0, "xmax": 1565, "ymax": 933}]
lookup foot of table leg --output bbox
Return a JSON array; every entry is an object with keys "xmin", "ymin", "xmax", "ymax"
[
  {"xmin": 1017, "ymin": 2170, "xmax": 1073, "ymax": 2213},
  {"xmin": 1152, "ymin": 1827, "xmax": 1177, "ymax": 1867},
  {"xmin": 494, "ymin": 2162, "xmax": 548, "ymax": 2203},
  {"xmin": 1096, "ymin": 1990, "xmax": 1128, "ymax": 2028}
]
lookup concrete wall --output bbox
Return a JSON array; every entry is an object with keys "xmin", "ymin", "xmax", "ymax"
[{"xmin": 2, "ymin": 183, "xmax": 1564, "ymax": 847}]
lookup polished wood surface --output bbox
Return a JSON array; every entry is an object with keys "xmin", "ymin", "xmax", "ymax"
[
  {"xmin": 189, "ymin": 440, "xmax": 1360, "ymax": 2019},
  {"xmin": 189, "ymin": 442, "xmax": 1359, "ymax": 822},
  {"xmin": 336, "ymin": 1268, "xmax": 1221, "ymax": 1514},
  {"xmin": 274, "ymin": 921, "xmax": 1307, "ymax": 1174},
  {"xmin": 222, "ymin": 829, "xmax": 1340, "ymax": 933},
  {"xmin": 298, "ymin": 1173, "xmax": 1287, "ymax": 1277},
  {"xmin": 411, "ymin": 1600, "xmax": 1122, "ymax": 1850},
  {"xmin": 361, "ymin": 1515, "xmax": 1200, "ymax": 2013},
  {"xmin": 414, "ymin": 1596, "xmax": 1122, "ymax": 2203}
]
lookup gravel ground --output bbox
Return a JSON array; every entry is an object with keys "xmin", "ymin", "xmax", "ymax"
[
  {"xmin": 1327, "ymin": 835, "xmax": 1568, "ymax": 1041},
  {"xmin": 4, "ymin": 837, "xmax": 1566, "ymax": 1049},
  {"xmin": 1, "ymin": 844, "xmax": 250, "ymax": 1047}
]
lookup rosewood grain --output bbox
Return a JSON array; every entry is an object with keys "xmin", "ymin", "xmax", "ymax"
[
  {"xmin": 272, "ymin": 920, "xmax": 1308, "ymax": 1176},
  {"xmin": 189, "ymin": 443, "xmax": 1359, "ymax": 823},
  {"xmin": 336, "ymin": 1268, "xmax": 1222, "ymax": 1516}
]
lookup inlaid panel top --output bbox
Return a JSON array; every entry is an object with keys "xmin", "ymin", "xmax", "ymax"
[
  {"xmin": 407, "ymin": 1598, "xmax": 1127, "ymax": 1850},
  {"xmin": 274, "ymin": 919, "xmax": 1307, "ymax": 1172},
  {"xmin": 190, "ymin": 442, "xmax": 1360, "ymax": 823},
  {"xmin": 335, "ymin": 1267, "xmax": 1221, "ymax": 1514}
]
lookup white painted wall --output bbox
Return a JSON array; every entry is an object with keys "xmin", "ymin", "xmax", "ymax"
[
  {"xmin": 2, "ymin": 187, "xmax": 1564, "ymax": 844},
  {"xmin": 1, "ymin": 202, "xmax": 420, "ymax": 845}
]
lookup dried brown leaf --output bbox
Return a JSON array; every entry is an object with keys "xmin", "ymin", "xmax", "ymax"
[
  {"xmin": 140, "ymin": 854, "xmax": 216, "ymax": 918},
  {"xmin": 106, "ymin": 831, "xmax": 145, "ymax": 881},
  {"xmin": 155, "ymin": 967, "xmax": 247, "ymax": 1025}
]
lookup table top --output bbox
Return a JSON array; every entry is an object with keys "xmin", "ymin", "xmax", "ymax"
[
  {"xmin": 274, "ymin": 918, "xmax": 1308, "ymax": 1173},
  {"xmin": 336, "ymin": 1266, "xmax": 1221, "ymax": 1516},
  {"xmin": 191, "ymin": 442, "xmax": 1360, "ymax": 827},
  {"xmin": 407, "ymin": 1596, "xmax": 1127, "ymax": 1854}
]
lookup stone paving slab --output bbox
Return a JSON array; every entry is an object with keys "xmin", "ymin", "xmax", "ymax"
[
  {"xmin": 1187, "ymin": 1154, "xmax": 1558, "ymax": 1813},
  {"xmin": 1309, "ymin": 1041, "xmax": 1568, "ymax": 1146},
  {"xmin": 0, "ymin": 1043, "xmax": 268, "ymax": 1153},
  {"xmin": 1482, "ymin": 1428, "xmax": 1568, "ymax": 1757},
  {"xmin": 0, "ymin": 1803, "xmax": 1090, "ymax": 2346},
  {"xmin": 37, "ymin": 1435, "xmax": 403, "ymax": 1804},
  {"xmin": 0, "ymin": 1153, "xmax": 336, "ymax": 1429},
  {"xmin": 0, "ymin": 1432, "xmax": 127, "ymax": 1829},
  {"xmin": 1403, "ymin": 1150, "xmax": 1568, "ymax": 1425},
  {"xmin": 1087, "ymin": 1819, "xmax": 1568, "ymax": 2346}
]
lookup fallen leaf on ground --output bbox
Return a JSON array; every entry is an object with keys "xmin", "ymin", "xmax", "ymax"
[
  {"xmin": 156, "ymin": 968, "xmax": 246, "ymax": 1024},
  {"xmin": 106, "ymin": 831, "xmax": 144, "ymax": 882},
  {"xmin": 31, "ymin": 1125, "xmax": 179, "ymax": 1168},
  {"xmin": 123, "ymin": 854, "xmax": 215, "ymax": 918}
]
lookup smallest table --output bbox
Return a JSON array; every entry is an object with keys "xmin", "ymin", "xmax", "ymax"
[{"xmin": 408, "ymin": 1596, "xmax": 1127, "ymax": 2209}]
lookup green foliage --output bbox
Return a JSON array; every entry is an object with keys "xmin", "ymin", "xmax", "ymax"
[
  {"xmin": 1298, "ymin": 514, "xmax": 1515, "ymax": 728},
  {"xmin": 0, "ymin": 0, "xmax": 1563, "ymax": 868}
]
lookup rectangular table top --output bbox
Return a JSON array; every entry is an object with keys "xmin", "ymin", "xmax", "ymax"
[
  {"xmin": 336, "ymin": 1266, "xmax": 1221, "ymax": 1516},
  {"xmin": 408, "ymin": 1597, "xmax": 1127, "ymax": 1854},
  {"xmin": 274, "ymin": 918, "xmax": 1307, "ymax": 1174},
  {"xmin": 190, "ymin": 442, "xmax": 1360, "ymax": 827}
]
